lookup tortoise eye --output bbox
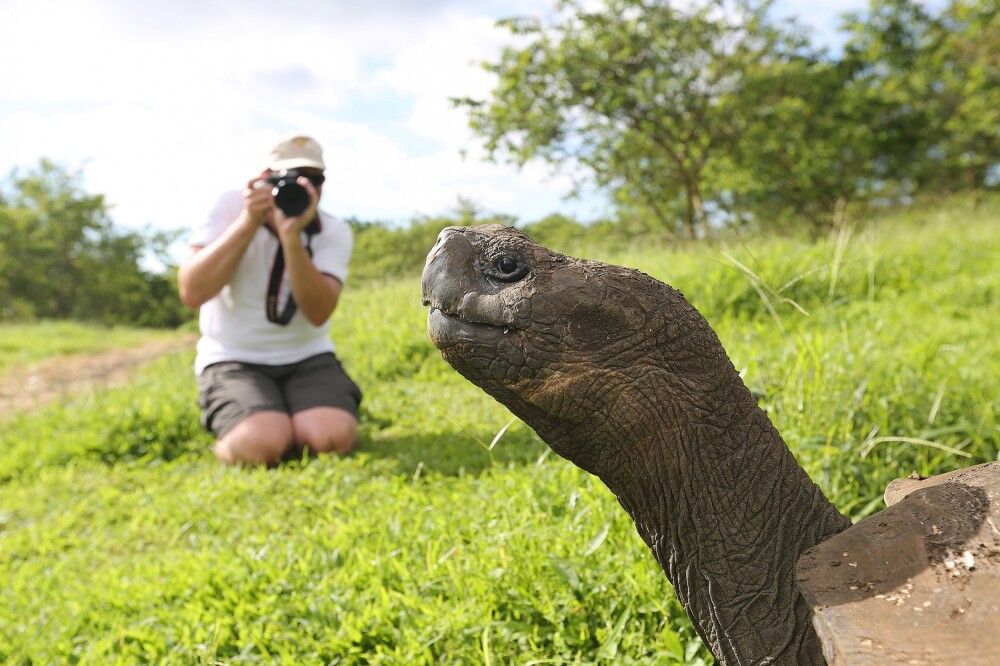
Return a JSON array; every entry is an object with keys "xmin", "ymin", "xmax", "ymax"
[
  {"xmin": 498, "ymin": 255, "xmax": 518, "ymax": 274},
  {"xmin": 487, "ymin": 254, "xmax": 529, "ymax": 282}
]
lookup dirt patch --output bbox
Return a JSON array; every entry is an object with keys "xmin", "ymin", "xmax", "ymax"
[{"xmin": 0, "ymin": 335, "xmax": 196, "ymax": 416}]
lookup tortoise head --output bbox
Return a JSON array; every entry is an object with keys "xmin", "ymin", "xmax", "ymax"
[{"xmin": 420, "ymin": 224, "xmax": 720, "ymax": 473}]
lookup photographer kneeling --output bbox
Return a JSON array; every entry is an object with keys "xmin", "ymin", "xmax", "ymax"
[{"xmin": 178, "ymin": 135, "xmax": 361, "ymax": 465}]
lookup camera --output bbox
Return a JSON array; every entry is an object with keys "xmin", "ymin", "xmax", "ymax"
[{"xmin": 264, "ymin": 169, "xmax": 324, "ymax": 217}]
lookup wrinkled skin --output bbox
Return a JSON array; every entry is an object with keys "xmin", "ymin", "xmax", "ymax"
[{"xmin": 422, "ymin": 225, "xmax": 852, "ymax": 666}]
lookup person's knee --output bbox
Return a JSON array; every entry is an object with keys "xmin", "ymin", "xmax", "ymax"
[
  {"xmin": 215, "ymin": 411, "xmax": 294, "ymax": 465},
  {"xmin": 300, "ymin": 419, "xmax": 357, "ymax": 455},
  {"xmin": 325, "ymin": 418, "xmax": 358, "ymax": 454},
  {"xmin": 294, "ymin": 409, "xmax": 358, "ymax": 455}
]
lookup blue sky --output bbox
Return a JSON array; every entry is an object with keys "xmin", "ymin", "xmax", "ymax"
[{"xmin": 1, "ymin": 0, "xmax": 878, "ymax": 246}]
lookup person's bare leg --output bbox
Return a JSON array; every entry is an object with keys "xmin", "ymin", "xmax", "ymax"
[
  {"xmin": 291, "ymin": 407, "xmax": 358, "ymax": 456},
  {"xmin": 214, "ymin": 411, "xmax": 294, "ymax": 466}
]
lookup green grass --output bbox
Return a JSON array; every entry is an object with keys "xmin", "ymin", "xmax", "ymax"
[
  {"xmin": 1, "ymin": 195, "xmax": 998, "ymax": 664},
  {"xmin": 0, "ymin": 321, "xmax": 180, "ymax": 373}
]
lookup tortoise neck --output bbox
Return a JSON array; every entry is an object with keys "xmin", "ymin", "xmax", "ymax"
[{"xmin": 586, "ymin": 363, "xmax": 851, "ymax": 664}]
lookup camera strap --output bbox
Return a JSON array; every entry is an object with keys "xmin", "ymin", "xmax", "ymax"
[{"xmin": 264, "ymin": 218, "xmax": 319, "ymax": 326}]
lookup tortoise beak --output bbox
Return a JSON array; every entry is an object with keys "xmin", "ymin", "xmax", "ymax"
[{"xmin": 421, "ymin": 227, "xmax": 477, "ymax": 313}]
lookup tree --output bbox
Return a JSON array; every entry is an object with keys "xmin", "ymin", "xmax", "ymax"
[
  {"xmin": 841, "ymin": 0, "xmax": 1000, "ymax": 192},
  {"xmin": 726, "ymin": 53, "xmax": 905, "ymax": 231},
  {"xmin": 918, "ymin": 0, "xmax": 999, "ymax": 190},
  {"xmin": 728, "ymin": 0, "xmax": 1000, "ymax": 231},
  {"xmin": 461, "ymin": 0, "xmax": 998, "ymax": 237},
  {"xmin": 0, "ymin": 160, "xmax": 190, "ymax": 327},
  {"xmin": 457, "ymin": 0, "xmax": 803, "ymax": 238}
]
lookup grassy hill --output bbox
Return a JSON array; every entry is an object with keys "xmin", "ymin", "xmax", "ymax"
[{"xmin": 1, "ymin": 196, "xmax": 997, "ymax": 664}]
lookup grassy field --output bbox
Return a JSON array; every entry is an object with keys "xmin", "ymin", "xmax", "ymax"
[
  {"xmin": 0, "ymin": 321, "xmax": 180, "ymax": 372},
  {"xmin": 1, "ymin": 196, "xmax": 998, "ymax": 664}
]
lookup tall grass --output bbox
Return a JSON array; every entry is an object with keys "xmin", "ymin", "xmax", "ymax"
[{"xmin": 0, "ymin": 195, "xmax": 997, "ymax": 664}]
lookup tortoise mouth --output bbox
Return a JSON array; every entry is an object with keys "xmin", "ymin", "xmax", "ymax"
[{"xmin": 427, "ymin": 307, "xmax": 506, "ymax": 347}]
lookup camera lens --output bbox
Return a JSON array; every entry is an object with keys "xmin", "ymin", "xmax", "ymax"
[{"xmin": 272, "ymin": 179, "xmax": 310, "ymax": 217}]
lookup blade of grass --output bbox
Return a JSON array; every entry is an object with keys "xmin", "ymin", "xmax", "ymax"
[
  {"xmin": 860, "ymin": 436, "xmax": 973, "ymax": 459},
  {"xmin": 488, "ymin": 418, "xmax": 517, "ymax": 451}
]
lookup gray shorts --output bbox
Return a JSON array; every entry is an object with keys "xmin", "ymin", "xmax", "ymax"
[{"xmin": 197, "ymin": 352, "xmax": 362, "ymax": 438}]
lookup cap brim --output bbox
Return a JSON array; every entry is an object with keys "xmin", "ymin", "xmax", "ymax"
[{"xmin": 269, "ymin": 157, "xmax": 325, "ymax": 171}]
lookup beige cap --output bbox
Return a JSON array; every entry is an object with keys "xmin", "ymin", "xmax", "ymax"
[{"xmin": 267, "ymin": 135, "xmax": 325, "ymax": 171}]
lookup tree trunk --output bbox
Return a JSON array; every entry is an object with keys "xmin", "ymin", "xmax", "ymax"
[
  {"xmin": 691, "ymin": 182, "xmax": 707, "ymax": 238},
  {"xmin": 683, "ymin": 190, "xmax": 697, "ymax": 240},
  {"xmin": 679, "ymin": 169, "xmax": 706, "ymax": 240}
]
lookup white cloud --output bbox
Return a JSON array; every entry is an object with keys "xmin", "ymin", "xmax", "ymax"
[{"xmin": 0, "ymin": 0, "xmax": 601, "ymax": 253}]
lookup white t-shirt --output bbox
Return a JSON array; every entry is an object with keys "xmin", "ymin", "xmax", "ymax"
[{"xmin": 190, "ymin": 190, "xmax": 353, "ymax": 374}]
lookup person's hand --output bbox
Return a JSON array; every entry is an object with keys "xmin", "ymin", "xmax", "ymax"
[
  {"xmin": 274, "ymin": 176, "xmax": 320, "ymax": 243},
  {"xmin": 242, "ymin": 172, "xmax": 276, "ymax": 228}
]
